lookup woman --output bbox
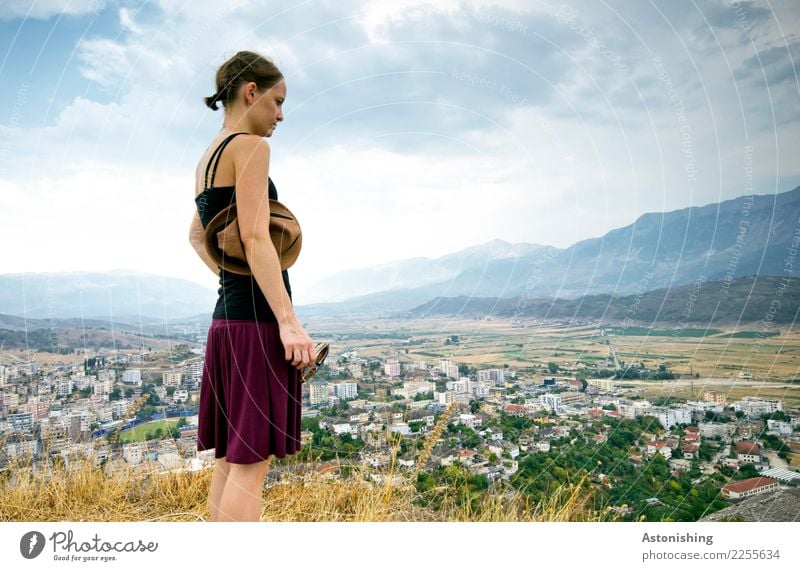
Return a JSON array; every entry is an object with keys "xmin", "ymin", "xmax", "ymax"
[{"xmin": 187, "ymin": 50, "xmax": 316, "ymax": 522}]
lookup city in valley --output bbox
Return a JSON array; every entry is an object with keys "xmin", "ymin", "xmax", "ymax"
[{"xmin": 2, "ymin": 317, "xmax": 799, "ymax": 521}]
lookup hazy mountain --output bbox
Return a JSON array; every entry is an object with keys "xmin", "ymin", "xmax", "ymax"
[
  {"xmin": 299, "ymin": 186, "xmax": 800, "ymax": 315},
  {"xmin": 304, "ymin": 239, "xmax": 551, "ymax": 302},
  {"xmin": 403, "ymin": 274, "xmax": 798, "ymax": 326},
  {"xmin": 0, "ymin": 270, "xmax": 216, "ymax": 322}
]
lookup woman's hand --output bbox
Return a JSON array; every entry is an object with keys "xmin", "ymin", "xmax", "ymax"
[{"xmin": 278, "ymin": 318, "xmax": 316, "ymax": 370}]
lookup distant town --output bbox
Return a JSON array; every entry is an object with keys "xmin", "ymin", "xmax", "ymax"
[{"xmin": 2, "ymin": 322, "xmax": 799, "ymax": 521}]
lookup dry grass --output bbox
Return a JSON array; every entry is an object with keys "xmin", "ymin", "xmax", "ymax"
[
  {"xmin": 0, "ymin": 455, "xmax": 611, "ymax": 522},
  {"xmin": 0, "ymin": 407, "xmax": 615, "ymax": 523},
  {"xmin": 0, "ymin": 454, "xmax": 211, "ymax": 522}
]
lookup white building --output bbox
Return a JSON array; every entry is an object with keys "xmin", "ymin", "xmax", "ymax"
[
  {"xmin": 389, "ymin": 422, "xmax": 411, "ymax": 435},
  {"xmin": 436, "ymin": 390, "xmax": 470, "ymax": 406},
  {"xmin": 123, "ymin": 443, "xmax": 147, "ymax": 465},
  {"xmin": 653, "ymin": 406, "xmax": 693, "ymax": 429},
  {"xmin": 766, "ymin": 419, "xmax": 793, "ymax": 435},
  {"xmin": 456, "ymin": 413, "xmax": 482, "ymax": 429},
  {"xmin": 347, "ymin": 363, "xmax": 363, "ymax": 379},
  {"xmin": 587, "ymin": 378, "xmax": 614, "ymax": 391},
  {"xmin": 450, "ymin": 377, "xmax": 474, "ymax": 394},
  {"xmin": 733, "ymin": 397, "xmax": 783, "ymax": 418},
  {"xmin": 185, "ymin": 362, "xmax": 203, "ymax": 388},
  {"xmin": 2, "ymin": 392, "xmax": 20, "ymax": 407},
  {"xmin": 163, "ymin": 371, "xmax": 182, "ymax": 387},
  {"xmin": 111, "ymin": 399, "xmax": 130, "ymax": 419},
  {"xmin": 393, "ymin": 380, "xmax": 435, "ymax": 399},
  {"xmin": 439, "ymin": 359, "xmax": 459, "ymax": 379},
  {"xmin": 687, "ymin": 400, "xmax": 724, "ymax": 414},
  {"xmin": 56, "ymin": 377, "xmax": 74, "ymax": 396},
  {"xmin": 69, "ymin": 410, "xmax": 91, "ymax": 433},
  {"xmin": 698, "ymin": 422, "xmax": 734, "ymax": 438},
  {"xmin": 122, "ymin": 369, "xmax": 142, "ymax": 386},
  {"xmin": 384, "ymin": 359, "xmax": 401, "ymax": 377},
  {"xmin": 5, "ymin": 437, "xmax": 40, "ymax": 459},
  {"xmin": 617, "ymin": 400, "xmax": 653, "ymax": 420},
  {"xmin": 477, "ymin": 368, "xmax": 505, "ymax": 385},
  {"xmin": 8, "ymin": 412, "xmax": 34, "ymax": 432},
  {"xmin": 309, "ymin": 382, "xmax": 330, "ymax": 405},
  {"xmin": 331, "ymin": 422, "xmax": 357, "ymax": 436},
  {"xmin": 473, "ymin": 382, "xmax": 490, "ymax": 397},
  {"xmin": 539, "ymin": 394, "xmax": 562, "ymax": 413},
  {"xmin": 93, "ymin": 376, "xmax": 114, "ymax": 396},
  {"xmin": 333, "ymin": 381, "xmax": 358, "ymax": 400}
]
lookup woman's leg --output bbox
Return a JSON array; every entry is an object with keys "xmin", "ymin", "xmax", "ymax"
[
  {"xmin": 216, "ymin": 458, "xmax": 272, "ymax": 521},
  {"xmin": 208, "ymin": 457, "xmax": 231, "ymax": 522}
]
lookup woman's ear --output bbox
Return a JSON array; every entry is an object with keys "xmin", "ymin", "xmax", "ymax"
[{"xmin": 245, "ymin": 81, "xmax": 258, "ymax": 105}]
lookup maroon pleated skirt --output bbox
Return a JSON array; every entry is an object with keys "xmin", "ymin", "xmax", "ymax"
[{"xmin": 197, "ymin": 318, "xmax": 303, "ymax": 464}]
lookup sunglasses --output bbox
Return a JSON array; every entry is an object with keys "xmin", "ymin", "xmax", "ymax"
[{"xmin": 299, "ymin": 342, "xmax": 330, "ymax": 383}]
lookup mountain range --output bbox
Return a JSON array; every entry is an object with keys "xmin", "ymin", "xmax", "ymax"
[{"xmin": 1, "ymin": 186, "xmax": 797, "ymax": 325}]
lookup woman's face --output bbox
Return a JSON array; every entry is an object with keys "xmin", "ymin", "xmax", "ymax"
[{"xmin": 248, "ymin": 80, "xmax": 286, "ymax": 137}]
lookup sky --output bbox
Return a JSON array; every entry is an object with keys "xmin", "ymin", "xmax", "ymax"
[{"xmin": 0, "ymin": 0, "xmax": 798, "ymax": 305}]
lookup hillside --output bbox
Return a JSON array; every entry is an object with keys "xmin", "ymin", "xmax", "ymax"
[{"xmin": 406, "ymin": 274, "xmax": 798, "ymax": 326}]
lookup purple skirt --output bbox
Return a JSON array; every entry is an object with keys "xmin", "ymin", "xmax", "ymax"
[{"xmin": 197, "ymin": 318, "xmax": 303, "ymax": 464}]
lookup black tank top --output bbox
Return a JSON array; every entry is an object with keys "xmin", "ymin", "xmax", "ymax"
[{"xmin": 195, "ymin": 132, "xmax": 292, "ymax": 322}]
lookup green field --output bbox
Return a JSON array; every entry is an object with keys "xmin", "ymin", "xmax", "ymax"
[
  {"xmin": 607, "ymin": 327, "xmax": 721, "ymax": 337},
  {"xmin": 118, "ymin": 420, "xmax": 180, "ymax": 444}
]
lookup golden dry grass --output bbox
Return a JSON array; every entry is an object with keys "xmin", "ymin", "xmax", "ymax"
[
  {"xmin": 0, "ymin": 454, "xmax": 611, "ymax": 522},
  {"xmin": 0, "ymin": 405, "xmax": 615, "ymax": 523}
]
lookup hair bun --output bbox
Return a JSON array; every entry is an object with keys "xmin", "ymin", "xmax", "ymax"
[{"xmin": 204, "ymin": 92, "xmax": 220, "ymax": 111}]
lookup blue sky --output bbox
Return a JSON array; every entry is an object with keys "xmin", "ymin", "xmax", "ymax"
[{"xmin": 0, "ymin": 0, "xmax": 798, "ymax": 304}]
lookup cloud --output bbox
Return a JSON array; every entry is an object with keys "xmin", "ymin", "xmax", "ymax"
[
  {"xmin": 76, "ymin": 38, "xmax": 132, "ymax": 89},
  {"xmin": 119, "ymin": 7, "xmax": 143, "ymax": 35},
  {"xmin": 0, "ymin": 0, "xmax": 106, "ymax": 20},
  {"xmin": 0, "ymin": 0, "xmax": 798, "ymax": 297}
]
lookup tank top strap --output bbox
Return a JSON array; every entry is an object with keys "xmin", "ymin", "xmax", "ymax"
[{"xmin": 203, "ymin": 131, "xmax": 250, "ymax": 189}]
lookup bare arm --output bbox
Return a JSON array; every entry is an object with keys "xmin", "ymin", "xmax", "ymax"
[
  {"xmin": 231, "ymin": 136, "xmax": 295, "ymax": 325},
  {"xmin": 230, "ymin": 135, "xmax": 314, "ymax": 369}
]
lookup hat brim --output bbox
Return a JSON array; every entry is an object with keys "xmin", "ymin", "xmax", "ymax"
[
  {"xmin": 203, "ymin": 206, "xmax": 252, "ymax": 276},
  {"xmin": 203, "ymin": 201, "xmax": 302, "ymax": 275}
]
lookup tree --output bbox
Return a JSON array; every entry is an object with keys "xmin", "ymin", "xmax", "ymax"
[
  {"xmin": 735, "ymin": 463, "xmax": 760, "ymax": 479},
  {"xmin": 761, "ymin": 410, "xmax": 790, "ymax": 422},
  {"xmin": 548, "ymin": 362, "xmax": 559, "ymax": 374}
]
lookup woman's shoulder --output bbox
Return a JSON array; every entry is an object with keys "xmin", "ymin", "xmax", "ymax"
[{"xmin": 227, "ymin": 132, "xmax": 269, "ymax": 152}]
